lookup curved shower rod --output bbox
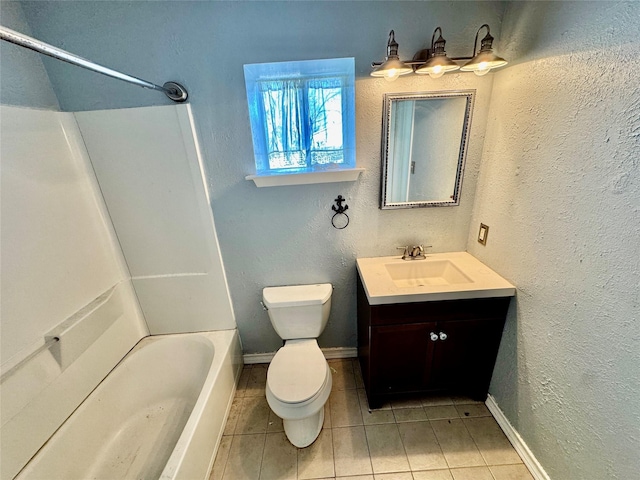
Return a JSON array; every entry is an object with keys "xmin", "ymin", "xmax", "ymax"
[{"xmin": 0, "ymin": 26, "xmax": 188, "ymax": 102}]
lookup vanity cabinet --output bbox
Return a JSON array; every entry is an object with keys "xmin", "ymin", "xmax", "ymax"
[{"xmin": 357, "ymin": 276, "xmax": 511, "ymax": 409}]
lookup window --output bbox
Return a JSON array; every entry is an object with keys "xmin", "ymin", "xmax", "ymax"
[{"xmin": 244, "ymin": 58, "xmax": 356, "ymax": 178}]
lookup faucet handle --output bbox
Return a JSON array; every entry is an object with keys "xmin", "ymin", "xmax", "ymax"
[
  {"xmin": 410, "ymin": 244, "xmax": 432, "ymax": 260},
  {"xmin": 396, "ymin": 246, "xmax": 410, "ymax": 259}
]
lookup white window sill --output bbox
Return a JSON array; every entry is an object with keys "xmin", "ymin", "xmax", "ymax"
[{"xmin": 246, "ymin": 168, "xmax": 364, "ymax": 187}]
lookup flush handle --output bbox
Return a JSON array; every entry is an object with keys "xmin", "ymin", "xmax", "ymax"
[
  {"xmin": 439, "ymin": 332, "xmax": 448, "ymax": 341},
  {"xmin": 430, "ymin": 332, "xmax": 439, "ymax": 342}
]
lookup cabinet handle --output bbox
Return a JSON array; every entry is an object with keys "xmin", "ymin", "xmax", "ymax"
[
  {"xmin": 439, "ymin": 332, "xmax": 448, "ymax": 341},
  {"xmin": 430, "ymin": 332, "xmax": 439, "ymax": 342}
]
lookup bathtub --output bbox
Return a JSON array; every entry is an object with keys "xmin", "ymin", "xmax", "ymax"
[{"xmin": 17, "ymin": 330, "xmax": 242, "ymax": 480}]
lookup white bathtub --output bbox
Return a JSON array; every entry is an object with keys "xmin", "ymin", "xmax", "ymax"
[{"xmin": 17, "ymin": 330, "xmax": 242, "ymax": 480}]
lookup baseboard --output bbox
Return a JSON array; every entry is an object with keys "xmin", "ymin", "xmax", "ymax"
[
  {"xmin": 485, "ymin": 394, "xmax": 550, "ymax": 480},
  {"xmin": 243, "ymin": 346, "xmax": 357, "ymax": 364}
]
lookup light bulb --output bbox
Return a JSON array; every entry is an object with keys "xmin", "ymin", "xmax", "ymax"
[
  {"xmin": 428, "ymin": 66, "xmax": 445, "ymax": 79},
  {"xmin": 474, "ymin": 61, "xmax": 490, "ymax": 76},
  {"xmin": 384, "ymin": 69, "xmax": 399, "ymax": 82}
]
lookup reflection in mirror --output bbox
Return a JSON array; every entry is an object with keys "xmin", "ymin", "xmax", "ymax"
[{"xmin": 380, "ymin": 90, "xmax": 475, "ymax": 209}]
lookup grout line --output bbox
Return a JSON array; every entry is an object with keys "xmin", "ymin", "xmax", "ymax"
[
  {"xmin": 216, "ymin": 436, "xmax": 231, "ymax": 480},
  {"xmin": 356, "ymin": 389, "xmax": 376, "ymax": 477},
  {"xmin": 257, "ymin": 429, "xmax": 268, "ymax": 479},
  {"xmin": 428, "ymin": 418, "xmax": 454, "ymax": 470},
  {"xmin": 459, "ymin": 414, "xmax": 490, "ymax": 468},
  {"xmin": 329, "ymin": 410, "xmax": 337, "ymax": 480}
]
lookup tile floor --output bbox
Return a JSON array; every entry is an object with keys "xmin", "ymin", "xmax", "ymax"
[{"xmin": 210, "ymin": 359, "xmax": 534, "ymax": 480}]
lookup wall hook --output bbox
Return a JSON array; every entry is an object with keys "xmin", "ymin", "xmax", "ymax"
[
  {"xmin": 331, "ymin": 195, "xmax": 349, "ymax": 229},
  {"xmin": 332, "ymin": 195, "xmax": 348, "ymax": 214}
]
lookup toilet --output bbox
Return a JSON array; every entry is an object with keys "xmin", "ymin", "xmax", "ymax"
[{"xmin": 262, "ymin": 283, "xmax": 333, "ymax": 448}]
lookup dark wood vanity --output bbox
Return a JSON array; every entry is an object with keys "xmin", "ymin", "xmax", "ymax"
[{"xmin": 357, "ymin": 275, "xmax": 511, "ymax": 409}]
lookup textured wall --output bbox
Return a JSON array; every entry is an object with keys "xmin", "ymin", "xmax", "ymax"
[
  {"xmin": 0, "ymin": 2, "xmax": 59, "ymax": 109},
  {"xmin": 467, "ymin": 2, "xmax": 640, "ymax": 479},
  {"xmin": 18, "ymin": 1, "xmax": 504, "ymax": 353}
]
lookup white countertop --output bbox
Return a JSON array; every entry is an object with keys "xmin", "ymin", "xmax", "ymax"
[{"xmin": 356, "ymin": 252, "xmax": 516, "ymax": 305}]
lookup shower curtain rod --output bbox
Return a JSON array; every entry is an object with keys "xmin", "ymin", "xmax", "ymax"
[{"xmin": 0, "ymin": 26, "xmax": 188, "ymax": 102}]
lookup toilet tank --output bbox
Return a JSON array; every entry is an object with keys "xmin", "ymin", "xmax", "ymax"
[{"xmin": 262, "ymin": 284, "xmax": 332, "ymax": 340}]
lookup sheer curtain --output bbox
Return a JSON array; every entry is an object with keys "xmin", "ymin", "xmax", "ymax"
[
  {"xmin": 244, "ymin": 57, "xmax": 356, "ymax": 176},
  {"xmin": 259, "ymin": 77, "xmax": 345, "ymax": 171}
]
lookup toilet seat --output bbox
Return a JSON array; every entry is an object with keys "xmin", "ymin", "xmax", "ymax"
[{"xmin": 267, "ymin": 339, "xmax": 327, "ymax": 404}]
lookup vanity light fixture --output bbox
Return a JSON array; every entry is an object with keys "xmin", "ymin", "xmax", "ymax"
[
  {"xmin": 415, "ymin": 27, "xmax": 460, "ymax": 79},
  {"xmin": 371, "ymin": 24, "xmax": 507, "ymax": 79},
  {"xmin": 460, "ymin": 24, "xmax": 508, "ymax": 76},
  {"xmin": 370, "ymin": 30, "xmax": 413, "ymax": 82}
]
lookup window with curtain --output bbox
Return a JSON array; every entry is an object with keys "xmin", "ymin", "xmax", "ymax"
[{"xmin": 244, "ymin": 58, "xmax": 356, "ymax": 176}]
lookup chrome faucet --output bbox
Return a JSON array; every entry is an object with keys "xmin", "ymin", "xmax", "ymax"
[{"xmin": 397, "ymin": 245, "xmax": 431, "ymax": 260}]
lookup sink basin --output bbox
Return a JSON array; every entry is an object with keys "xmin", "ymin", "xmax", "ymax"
[
  {"xmin": 385, "ymin": 260, "xmax": 473, "ymax": 287},
  {"xmin": 357, "ymin": 252, "xmax": 516, "ymax": 305}
]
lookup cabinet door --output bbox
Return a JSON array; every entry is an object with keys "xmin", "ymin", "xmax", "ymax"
[
  {"xmin": 430, "ymin": 318, "xmax": 505, "ymax": 396},
  {"xmin": 370, "ymin": 322, "xmax": 437, "ymax": 395}
]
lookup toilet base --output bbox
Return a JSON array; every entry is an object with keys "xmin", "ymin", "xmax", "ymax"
[{"xmin": 283, "ymin": 407, "xmax": 324, "ymax": 448}]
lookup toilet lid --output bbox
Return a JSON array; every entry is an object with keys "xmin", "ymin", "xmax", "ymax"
[{"xmin": 268, "ymin": 340, "xmax": 327, "ymax": 404}]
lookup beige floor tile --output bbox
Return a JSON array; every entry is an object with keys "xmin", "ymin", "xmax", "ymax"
[
  {"xmin": 393, "ymin": 407, "xmax": 427, "ymax": 423},
  {"xmin": 298, "ymin": 428, "xmax": 334, "ymax": 479},
  {"xmin": 450, "ymin": 466, "xmax": 494, "ymax": 480},
  {"xmin": 358, "ymin": 389, "xmax": 395, "ymax": 425},
  {"xmin": 330, "ymin": 388, "xmax": 363, "ymax": 427},
  {"xmin": 411, "ymin": 470, "xmax": 454, "ymax": 480},
  {"xmin": 329, "ymin": 358, "xmax": 355, "ymax": 373},
  {"xmin": 365, "ymin": 424, "xmax": 410, "ymax": 474},
  {"xmin": 223, "ymin": 397, "xmax": 243, "ymax": 436},
  {"xmin": 259, "ymin": 432, "xmax": 297, "ymax": 480},
  {"xmin": 463, "ymin": 417, "xmax": 522, "ymax": 466},
  {"xmin": 210, "ymin": 435, "xmax": 233, "ymax": 480},
  {"xmin": 245, "ymin": 364, "xmax": 267, "ymax": 397},
  {"xmin": 397, "ymin": 421, "xmax": 448, "ymax": 471},
  {"xmin": 374, "ymin": 473, "xmax": 413, "ymax": 480},
  {"xmin": 235, "ymin": 396, "xmax": 270, "ymax": 434},
  {"xmin": 329, "ymin": 358, "xmax": 356, "ymax": 391},
  {"xmin": 421, "ymin": 395, "xmax": 454, "ymax": 407},
  {"xmin": 489, "ymin": 464, "xmax": 535, "ymax": 480},
  {"xmin": 332, "ymin": 426, "xmax": 373, "ymax": 477},
  {"xmin": 235, "ymin": 366, "xmax": 252, "ymax": 398},
  {"xmin": 455, "ymin": 404, "xmax": 491, "ymax": 418},
  {"xmin": 222, "ymin": 433, "xmax": 265, "ymax": 480},
  {"xmin": 430, "ymin": 419, "xmax": 485, "ymax": 468},
  {"xmin": 361, "ymin": 407, "xmax": 396, "ymax": 425},
  {"xmin": 424, "ymin": 405, "xmax": 459, "ymax": 420},
  {"xmin": 266, "ymin": 409, "xmax": 284, "ymax": 433}
]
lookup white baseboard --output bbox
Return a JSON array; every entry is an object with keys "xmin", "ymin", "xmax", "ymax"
[
  {"xmin": 243, "ymin": 346, "xmax": 357, "ymax": 364},
  {"xmin": 485, "ymin": 394, "xmax": 550, "ymax": 480}
]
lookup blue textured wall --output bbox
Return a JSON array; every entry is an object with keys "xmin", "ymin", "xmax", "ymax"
[
  {"xmin": 17, "ymin": 1, "xmax": 504, "ymax": 354},
  {"xmin": 468, "ymin": 2, "xmax": 640, "ymax": 479},
  {"xmin": 0, "ymin": 2, "xmax": 59, "ymax": 109}
]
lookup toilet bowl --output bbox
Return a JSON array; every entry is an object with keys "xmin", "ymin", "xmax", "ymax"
[{"xmin": 262, "ymin": 284, "xmax": 332, "ymax": 448}]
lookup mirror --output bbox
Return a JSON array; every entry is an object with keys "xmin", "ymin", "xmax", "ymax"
[{"xmin": 380, "ymin": 90, "xmax": 475, "ymax": 209}]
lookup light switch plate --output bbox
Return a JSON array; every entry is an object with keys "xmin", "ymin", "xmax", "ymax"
[{"xmin": 478, "ymin": 223, "xmax": 489, "ymax": 245}]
